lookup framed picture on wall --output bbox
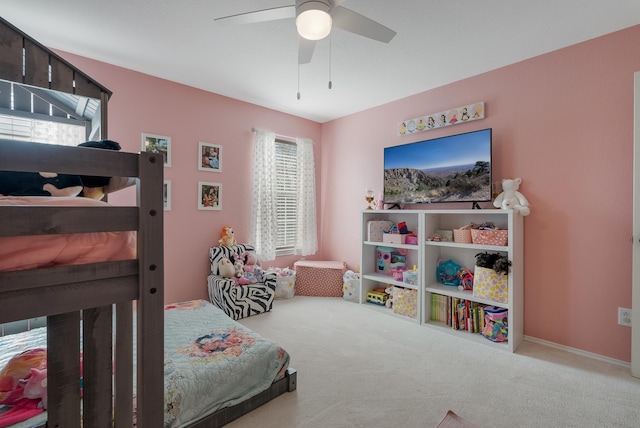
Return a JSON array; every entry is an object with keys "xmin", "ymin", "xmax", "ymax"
[
  {"xmin": 198, "ymin": 181, "xmax": 222, "ymax": 211},
  {"xmin": 163, "ymin": 180, "xmax": 171, "ymax": 211},
  {"xmin": 142, "ymin": 132, "xmax": 171, "ymax": 167},
  {"xmin": 198, "ymin": 142, "xmax": 222, "ymax": 172}
]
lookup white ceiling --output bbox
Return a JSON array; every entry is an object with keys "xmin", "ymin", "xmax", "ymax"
[{"xmin": 3, "ymin": 1, "xmax": 640, "ymax": 123}]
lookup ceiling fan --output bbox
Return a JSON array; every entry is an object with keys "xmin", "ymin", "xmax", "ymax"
[{"xmin": 214, "ymin": 0, "xmax": 397, "ymax": 64}]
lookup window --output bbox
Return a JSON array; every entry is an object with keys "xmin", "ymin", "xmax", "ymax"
[
  {"xmin": 0, "ymin": 81, "xmax": 98, "ymax": 144},
  {"xmin": 275, "ymin": 139, "xmax": 297, "ymax": 253},
  {"xmin": 0, "ymin": 113, "xmax": 85, "ymax": 146}
]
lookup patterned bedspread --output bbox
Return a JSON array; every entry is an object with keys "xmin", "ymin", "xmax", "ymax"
[{"xmin": 0, "ymin": 299, "xmax": 290, "ymax": 428}]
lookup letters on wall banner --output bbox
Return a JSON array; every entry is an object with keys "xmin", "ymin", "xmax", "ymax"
[{"xmin": 398, "ymin": 101, "xmax": 485, "ymax": 136}]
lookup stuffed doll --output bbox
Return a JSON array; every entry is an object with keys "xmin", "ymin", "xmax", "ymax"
[
  {"xmin": 384, "ymin": 286, "xmax": 398, "ymax": 308},
  {"xmin": 218, "ymin": 226, "xmax": 237, "ymax": 246},
  {"xmin": 0, "ymin": 139, "xmax": 127, "ymax": 199},
  {"xmin": 0, "ymin": 171, "xmax": 83, "ymax": 197},
  {"xmin": 0, "ymin": 348, "xmax": 47, "ymax": 406},
  {"xmin": 217, "ymin": 257, "xmax": 235, "ymax": 279},
  {"xmin": 233, "ymin": 257, "xmax": 244, "ymax": 278},
  {"xmin": 76, "ymin": 139, "xmax": 122, "ymax": 200},
  {"xmin": 23, "ymin": 368, "xmax": 48, "ymax": 409},
  {"xmin": 493, "ymin": 177, "xmax": 530, "ymax": 216},
  {"xmin": 241, "ymin": 251, "xmax": 261, "ymax": 273}
]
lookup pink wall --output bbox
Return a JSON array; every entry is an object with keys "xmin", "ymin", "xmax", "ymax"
[
  {"xmin": 322, "ymin": 25, "xmax": 640, "ymax": 362},
  {"xmin": 57, "ymin": 52, "xmax": 322, "ymax": 305},
  {"xmin": 59, "ymin": 23, "xmax": 640, "ymax": 362}
]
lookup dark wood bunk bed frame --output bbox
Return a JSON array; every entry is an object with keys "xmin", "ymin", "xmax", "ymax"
[{"xmin": 0, "ymin": 16, "xmax": 295, "ymax": 428}]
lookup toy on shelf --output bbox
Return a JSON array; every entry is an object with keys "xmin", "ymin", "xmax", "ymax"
[
  {"xmin": 457, "ymin": 267, "xmax": 474, "ymax": 291},
  {"xmin": 365, "ymin": 189, "xmax": 376, "ymax": 210},
  {"xmin": 403, "ymin": 265, "xmax": 418, "ymax": 285},
  {"xmin": 436, "ymin": 259, "xmax": 462, "ymax": 286},
  {"xmin": 384, "ymin": 285, "xmax": 398, "ymax": 308},
  {"xmin": 366, "ymin": 290, "xmax": 388, "ymax": 306},
  {"xmin": 493, "ymin": 177, "xmax": 530, "ymax": 216}
]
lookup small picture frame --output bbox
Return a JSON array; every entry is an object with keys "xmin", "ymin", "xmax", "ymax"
[
  {"xmin": 142, "ymin": 133, "xmax": 171, "ymax": 167},
  {"xmin": 198, "ymin": 181, "xmax": 222, "ymax": 210},
  {"xmin": 163, "ymin": 180, "xmax": 171, "ymax": 211},
  {"xmin": 198, "ymin": 142, "xmax": 222, "ymax": 172}
]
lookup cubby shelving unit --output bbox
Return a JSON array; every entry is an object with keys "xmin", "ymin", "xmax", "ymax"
[{"xmin": 360, "ymin": 209, "xmax": 523, "ymax": 352}]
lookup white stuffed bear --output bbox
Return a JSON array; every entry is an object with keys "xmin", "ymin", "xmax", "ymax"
[
  {"xmin": 493, "ymin": 177, "xmax": 530, "ymax": 216},
  {"xmin": 384, "ymin": 286, "xmax": 398, "ymax": 308},
  {"xmin": 218, "ymin": 257, "xmax": 236, "ymax": 278}
]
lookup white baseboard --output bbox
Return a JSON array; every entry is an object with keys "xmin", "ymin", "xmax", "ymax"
[{"xmin": 524, "ymin": 335, "xmax": 630, "ymax": 368}]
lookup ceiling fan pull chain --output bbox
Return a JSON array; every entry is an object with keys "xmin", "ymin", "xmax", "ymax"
[
  {"xmin": 297, "ymin": 63, "xmax": 301, "ymax": 100},
  {"xmin": 328, "ymin": 33, "xmax": 333, "ymax": 90}
]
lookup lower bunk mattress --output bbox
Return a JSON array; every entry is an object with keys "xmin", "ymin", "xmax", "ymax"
[{"xmin": 0, "ymin": 299, "xmax": 290, "ymax": 427}]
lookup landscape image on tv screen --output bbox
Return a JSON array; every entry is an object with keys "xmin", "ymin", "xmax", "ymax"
[{"xmin": 384, "ymin": 128, "xmax": 491, "ymax": 205}]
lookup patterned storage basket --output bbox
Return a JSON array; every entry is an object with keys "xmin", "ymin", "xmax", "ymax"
[
  {"xmin": 453, "ymin": 224, "xmax": 473, "ymax": 243},
  {"xmin": 471, "ymin": 229, "xmax": 508, "ymax": 246}
]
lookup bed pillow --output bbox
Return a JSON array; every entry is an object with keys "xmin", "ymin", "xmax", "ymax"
[{"xmin": 209, "ymin": 244, "xmax": 254, "ymax": 275}]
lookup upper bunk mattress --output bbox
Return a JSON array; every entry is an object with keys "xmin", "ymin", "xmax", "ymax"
[{"xmin": 0, "ymin": 196, "xmax": 136, "ymax": 272}]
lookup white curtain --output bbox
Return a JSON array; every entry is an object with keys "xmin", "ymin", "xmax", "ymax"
[
  {"xmin": 250, "ymin": 130, "xmax": 278, "ymax": 261},
  {"xmin": 294, "ymin": 137, "xmax": 318, "ymax": 256}
]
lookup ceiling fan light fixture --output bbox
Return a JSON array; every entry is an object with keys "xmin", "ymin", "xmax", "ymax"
[{"xmin": 296, "ymin": 1, "xmax": 332, "ymax": 40}]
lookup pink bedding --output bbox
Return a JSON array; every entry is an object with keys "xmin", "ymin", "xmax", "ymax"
[{"xmin": 0, "ymin": 196, "xmax": 136, "ymax": 272}]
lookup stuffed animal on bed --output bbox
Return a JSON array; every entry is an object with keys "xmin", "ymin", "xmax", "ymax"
[
  {"xmin": 0, "ymin": 139, "xmax": 131, "ymax": 199},
  {"xmin": 23, "ymin": 368, "xmax": 47, "ymax": 409},
  {"xmin": 0, "ymin": 171, "xmax": 83, "ymax": 197},
  {"xmin": 218, "ymin": 226, "xmax": 237, "ymax": 246},
  {"xmin": 76, "ymin": 139, "xmax": 123, "ymax": 200},
  {"xmin": 0, "ymin": 348, "xmax": 47, "ymax": 406}
]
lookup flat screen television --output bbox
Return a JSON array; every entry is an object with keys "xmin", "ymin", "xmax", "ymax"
[{"xmin": 383, "ymin": 128, "xmax": 492, "ymax": 207}]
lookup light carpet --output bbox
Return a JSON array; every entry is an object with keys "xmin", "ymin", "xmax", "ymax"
[{"xmin": 230, "ymin": 297, "xmax": 640, "ymax": 428}]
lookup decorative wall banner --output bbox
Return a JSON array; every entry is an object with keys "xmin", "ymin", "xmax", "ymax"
[{"xmin": 398, "ymin": 101, "xmax": 485, "ymax": 136}]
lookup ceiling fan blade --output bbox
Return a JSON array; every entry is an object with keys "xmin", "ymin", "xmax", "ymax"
[
  {"xmin": 331, "ymin": 5, "xmax": 396, "ymax": 43},
  {"xmin": 215, "ymin": 5, "xmax": 295, "ymax": 25},
  {"xmin": 298, "ymin": 36, "xmax": 317, "ymax": 64}
]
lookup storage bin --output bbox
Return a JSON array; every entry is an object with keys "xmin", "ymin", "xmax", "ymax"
[
  {"xmin": 294, "ymin": 260, "xmax": 346, "ymax": 297},
  {"xmin": 453, "ymin": 224, "xmax": 473, "ymax": 243},
  {"xmin": 471, "ymin": 229, "xmax": 508, "ymax": 246},
  {"xmin": 383, "ymin": 233, "xmax": 406, "ymax": 244},
  {"xmin": 367, "ymin": 220, "xmax": 394, "ymax": 242},
  {"xmin": 403, "ymin": 269, "xmax": 418, "ymax": 285},
  {"xmin": 274, "ymin": 273, "xmax": 295, "ymax": 299},
  {"xmin": 473, "ymin": 266, "xmax": 508, "ymax": 303},
  {"xmin": 393, "ymin": 288, "xmax": 418, "ymax": 319}
]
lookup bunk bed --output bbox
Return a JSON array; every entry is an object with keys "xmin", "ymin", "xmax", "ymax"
[{"xmin": 0, "ymin": 16, "xmax": 296, "ymax": 428}]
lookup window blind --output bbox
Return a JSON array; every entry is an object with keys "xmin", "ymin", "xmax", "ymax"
[{"xmin": 275, "ymin": 140, "xmax": 297, "ymax": 249}]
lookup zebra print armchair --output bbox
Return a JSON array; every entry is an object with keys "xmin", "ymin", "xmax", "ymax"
[{"xmin": 207, "ymin": 244, "xmax": 277, "ymax": 320}]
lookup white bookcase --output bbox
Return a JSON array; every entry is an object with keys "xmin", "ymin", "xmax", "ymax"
[{"xmin": 360, "ymin": 209, "xmax": 524, "ymax": 352}]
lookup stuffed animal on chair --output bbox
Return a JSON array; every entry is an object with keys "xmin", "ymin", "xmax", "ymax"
[
  {"xmin": 218, "ymin": 257, "xmax": 236, "ymax": 279},
  {"xmin": 218, "ymin": 226, "xmax": 237, "ymax": 246}
]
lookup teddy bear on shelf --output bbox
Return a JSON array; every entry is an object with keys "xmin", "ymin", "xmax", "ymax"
[
  {"xmin": 493, "ymin": 177, "xmax": 530, "ymax": 216},
  {"xmin": 218, "ymin": 226, "xmax": 237, "ymax": 246},
  {"xmin": 384, "ymin": 286, "xmax": 398, "ymax": 309}
]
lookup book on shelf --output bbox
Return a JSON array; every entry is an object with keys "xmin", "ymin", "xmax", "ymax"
[{"xmin": 430, "ymin": 293, "xmax": 488, "ymax": 334}]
